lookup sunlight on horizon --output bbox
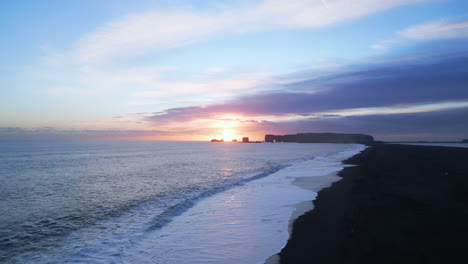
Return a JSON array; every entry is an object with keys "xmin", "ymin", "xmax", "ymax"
[{"xmin": 221, "ymin": 130, "xmax": 237, "ymax": 141}]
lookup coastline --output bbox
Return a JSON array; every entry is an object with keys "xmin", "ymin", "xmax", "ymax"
[
  {"xmin": 265, "ymin": 173, "xmax": 343, "ymax": 264},
  {"xmin": 266, "ymin": 145, "xmax": 365, "ymax": 264},
  {"xmin": 279, "ymin": 144, "xmax": 468, "ymax": 263}
]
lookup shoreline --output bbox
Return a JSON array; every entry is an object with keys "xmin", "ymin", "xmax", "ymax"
[
  {"xmin": 265, "ymin": 172, "xmax": 341, "ymax": 264},
  {"xmin": 265, "ymin": 172, "xmax": 344, "ymax": 264},
  {"xmin": 279, "ymin": 144, "xmax": 468, "ymax": 263},
  {"xmin": 266, "ymin": 146, "xmax": 365, "ymax": 264}
]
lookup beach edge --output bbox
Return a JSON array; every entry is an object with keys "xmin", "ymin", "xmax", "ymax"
[
  {"xmin": 278, "ymin": 144, "xmax": 468, "ymax": 264},
  {"xmin": 265, "ymin": 144, "xmax": 366, "ymax": 264}
]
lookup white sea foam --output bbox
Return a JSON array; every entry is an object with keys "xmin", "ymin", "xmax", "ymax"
[{"xmin": 14, "ymin": 144, "xmax": 365, "ymax": 264}]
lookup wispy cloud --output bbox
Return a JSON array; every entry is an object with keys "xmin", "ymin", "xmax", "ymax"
[
  {"xmin": 67, "ymin": 0, "xmax": 426, "ymax": 64},
  {"xmin": 73, "ymin": 113, "xmax": 152, "ymax": 129},
  {"xmin": 44, "ymin": 86, "xmax": 98, "ymax": 96},
  {"xmin": 399, "ymin": 20, "xmax": 468, "ymax": 40},
  {"xmin": 372, "ymin": 19, "xmax": 468, "ymax": 50},
  {"xmin": 127, "ymin": 101, "xmax": 161, "ymax": 106},
  {"xmin": 73, "ymin": 9, "xmax": 226, "ymax": 64},
  {"xmin": 0, "ymin": 127, "xmax": 171, "ymax": 141},
  {"xmin": 32, "ymin": 65, "xmax": 176, "ymax": 97},
  {"xmin": 33, "ymin": 0, "xmax": 428, "ymax": 103},
  {"xmin": 134, "ymin": 73, "xmax": 275, "ymax": 99}
]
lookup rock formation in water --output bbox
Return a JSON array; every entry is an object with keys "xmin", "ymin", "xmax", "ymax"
[{"xmin": 265, "ymin": 133, "xmax": 374, "ymax": 144}]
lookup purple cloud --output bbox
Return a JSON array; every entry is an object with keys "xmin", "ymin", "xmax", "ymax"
[
  {"xmin": 248, "ymin": 107, "xmax": 468, "ymax": 141},
  {"xmin": 146, "ymin": 54, "xmax": 468, "ymax": 122},
  {"xmin": 140, "ymin": 53, "xmax": 468, "ymax": 141}
]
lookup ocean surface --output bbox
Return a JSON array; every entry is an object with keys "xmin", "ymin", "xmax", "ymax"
[{"xmin": 0, "ymin": 141, "xmax": 364, "ymax": 263}]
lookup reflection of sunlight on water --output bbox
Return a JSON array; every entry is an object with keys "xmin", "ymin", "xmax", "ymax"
[
  {"xmin": 221, "ymin": 166, "xmax": 233, "ymax": 173},
  {"xmin": 218, "ymin": 166, "xmax": 234, "ymax": 180},
  {"xmin": 221, "ymin": 193, "xmax": 245, "ymax": 210}
]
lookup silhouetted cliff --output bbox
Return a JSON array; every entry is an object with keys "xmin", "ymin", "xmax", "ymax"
[
  {"xmin": 265, "ymin": 133, "xmax": 374, "ymax": 144},
  {"xmin": 462, "ymin": 139, "xmax": 468, "ymax": 143}
]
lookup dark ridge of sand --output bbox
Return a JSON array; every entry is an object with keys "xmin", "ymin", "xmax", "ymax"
[{"xmin": 279, "ymin": 144, "xmax": 468, "ymax": 264}]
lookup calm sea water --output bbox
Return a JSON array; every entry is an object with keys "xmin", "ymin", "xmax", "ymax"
[{"xmin": 0, "ymin": 141, "xmax": 363, "ymax": 263}]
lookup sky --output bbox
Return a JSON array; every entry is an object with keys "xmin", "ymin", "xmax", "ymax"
[{"xmin": 1, "ymin": 0, "xmax": 468, "ymax": 141}]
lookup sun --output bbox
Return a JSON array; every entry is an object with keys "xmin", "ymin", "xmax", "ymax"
[{"xmin": 221, "ymin": 130, "xmax": 236, "ymax": 141}]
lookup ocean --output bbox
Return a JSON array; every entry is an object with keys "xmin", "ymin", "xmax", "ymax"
[{"xmin": 0, "ymin": 141, "xmax": 364, "ymax": 263}]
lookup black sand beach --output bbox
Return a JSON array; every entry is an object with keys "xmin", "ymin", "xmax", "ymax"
[{"xmin": 280, "ymin": 144, "xmax": 468, "ymax": 264}]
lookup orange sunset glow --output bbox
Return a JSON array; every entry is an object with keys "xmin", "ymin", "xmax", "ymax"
[{"xmin": 221, "ymin": 130, "xmax": 237, "ymax": 141}]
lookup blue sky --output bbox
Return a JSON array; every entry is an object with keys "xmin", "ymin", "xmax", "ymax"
[{"xmin": 1, "ymin": 0, "xmax": 468, "ymax": 141}]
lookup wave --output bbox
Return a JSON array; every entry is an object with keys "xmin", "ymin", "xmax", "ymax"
[
  {"xmin": 11, "ymin": 163, "xmax": 291, "ymax": 263},
  {"xmin": 146, "ymin": 163, "xmax": 287, "ymax": 231}
]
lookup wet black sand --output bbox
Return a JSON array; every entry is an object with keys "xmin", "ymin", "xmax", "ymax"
[{"xmin": 279, "ymin": 144, "xmax": 468, "ymax": 264}]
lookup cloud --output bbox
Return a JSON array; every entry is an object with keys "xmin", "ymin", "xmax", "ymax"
[
  {"xmin": 34, "ymin": 0, "xmax": 429, "ymax": 101},
  {"xmin": 256, "ymin": 107, "xmax": 468, "ymax": 141},
  {"xmin": 145, "ymin": 106, "xmax": 217, "ymax": 125},
  {"xmin": 31, "ymin": 65, "xmax": 177, "ymax": 97},
  {"xmin": 69, "ymin": 0, "xmax": 426, "ymax": 64},
  {"xmin": 73, "ymin": 9, "xmax": 226, "ymax": 64},
  {"xmin": 134, "ymin": 73, "xmax": 275, "ymax": 99},
  {"xmin": 371, "ymin": 44, "xmax": 388, "ymax": 50},
  {"xmin": 33, "ymin": 60, "xmax": 273, "ymax": 102},
  {"xmin": 6, "ymin": 51, "xmax": 468, "ymax": 141},
  {"xmin": 256, "ymin": 0, "xmax": 425, "ymax": 28},
  {"xmin": 127, "ymin": 101, "xmax": 161, "ymax": 106},
  {"xmin": 129, "ymin": 53, "xmax": 468, "ymax": 141},
  {"xmin": 0, "ymin": 127, "xmax": 169, "ymax": 141},
  {"xmin": 74, "ymin": 113, "xmax": 152, "ymax": 129},
  {"xmin": 44, "ymin": 86, "xmax": 98, "ymax": 96},
  {"xmin": 204, "ymin": 66, "xmax": 231, "ymax": 75},
  {"xmin": 399, "ymin": 20, "xmax": 468, "ymax": 40},
  {"xmin": 372, "ymin": 20, "xmax": 468, "ymax": 50},
  {"xmin": 144, "ymin": 54, "xmax": 468, "ymax": 123}
]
